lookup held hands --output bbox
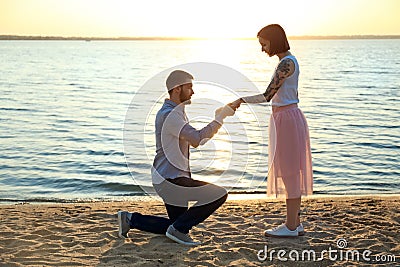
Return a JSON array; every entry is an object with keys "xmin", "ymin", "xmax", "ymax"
[
  {"xmin": 229, "ymin": 98, "xmax": 244, "ymax": 110},
  {"xmin": 214, "ymin": 98, "xmax": 243, "ymax": 124}
]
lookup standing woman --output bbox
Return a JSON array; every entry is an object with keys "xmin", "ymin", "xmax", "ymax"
[{"xmin": 231, "ymin": 24, "xmax": 313, "ymax": 237}]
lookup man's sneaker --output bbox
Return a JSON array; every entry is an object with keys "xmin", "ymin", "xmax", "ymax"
[
  {"xmin": 297, "ymin": 223, "xmax": 304, "ymax": 236},
  {"xmin": 264, "ymin": 223, "xmax": 298, "ymax": 238},
  {"xmin": 118, "ymin": 211, "xmax": 131, "ymax": 238},
  {"xmin": 166, "ymin": 225, "xmax": 201, "ymax": 246}
]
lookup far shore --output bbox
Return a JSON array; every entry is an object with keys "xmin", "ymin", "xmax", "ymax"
[{"xmin": 1, "ymin": 35, "xmax": 400, "ymax": 41}]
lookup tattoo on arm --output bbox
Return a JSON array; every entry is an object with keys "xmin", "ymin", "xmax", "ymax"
[{"xmin": 263, "ymin": 58, "xmax": 294, "ymax": 101}]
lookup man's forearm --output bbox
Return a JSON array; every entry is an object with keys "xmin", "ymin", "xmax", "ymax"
[{"xmin": 181, "ymin": 120, "xmax": 222, "ymax": 148}]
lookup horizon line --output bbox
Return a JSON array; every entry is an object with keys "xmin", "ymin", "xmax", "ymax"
[{"xmin": 1, "ymin": 34, "xmax": 400, "ymax": 41}]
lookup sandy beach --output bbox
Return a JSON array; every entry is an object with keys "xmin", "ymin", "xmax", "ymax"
[{"xmin": 0, "ymin": 195, "xmax": 399, "ymax": 266}]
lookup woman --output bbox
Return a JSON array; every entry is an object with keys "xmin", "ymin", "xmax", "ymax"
[{"xmin": 231, "ymin": 24, "xmax": 313, "ymax": 237}]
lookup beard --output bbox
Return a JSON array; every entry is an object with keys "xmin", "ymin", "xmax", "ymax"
[{"xmin": 180, "ymin": 90, "xmax": 191, "ymax": 105}]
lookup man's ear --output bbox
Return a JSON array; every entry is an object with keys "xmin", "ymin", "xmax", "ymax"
[{"xmin": 173, "ymin": 86, "xmax": 182, "ymax": 94}]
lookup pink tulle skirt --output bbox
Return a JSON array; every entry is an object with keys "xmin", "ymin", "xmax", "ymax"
[{"xmin": 267, "ymin": 104, "xmax": 313, "ymax": 199}]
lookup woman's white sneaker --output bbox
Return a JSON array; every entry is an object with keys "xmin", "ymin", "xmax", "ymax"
[
  {"xmin": 297, "ymin": 223, "xmax": 304, "ymax": 236},
  {"xmin": 264, "ymin": 223, "xmax": 298, "ymax": 237}
]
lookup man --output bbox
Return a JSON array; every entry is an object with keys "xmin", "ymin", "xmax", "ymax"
[{"xmin": 118, "ymin": 70, "xmax": 236, "ymax": 245}]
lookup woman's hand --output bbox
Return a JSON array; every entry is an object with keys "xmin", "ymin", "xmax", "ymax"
[{"xmin": 229, "ymin": 98, "xmax": 243, "ymax": 110}]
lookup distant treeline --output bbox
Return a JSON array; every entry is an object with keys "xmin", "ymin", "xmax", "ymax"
[
  {"xmin": 1, "ymin": 35, "xmax": 400, "ymax": 41},
  {"xmin": 0, "ymin": 35, "xmax": 189, "ymax": 41},
  {"xmin": 289, "ymin": 35, "xmax": 400, "ymax": 40}
]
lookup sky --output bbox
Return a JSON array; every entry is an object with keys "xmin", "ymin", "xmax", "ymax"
[{"xmin": 1, "ymin": 0, "xmax": 400, "ymax": 38}]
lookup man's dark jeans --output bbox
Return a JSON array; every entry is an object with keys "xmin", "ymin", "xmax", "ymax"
[{"xmin": 130, "ymin": 177, "xmax": 228, "ymax": 234}]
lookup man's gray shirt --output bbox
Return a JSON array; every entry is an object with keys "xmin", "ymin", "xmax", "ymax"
[{"xmin": 151, "ymin": 99, "xmax": 221, "ymax": 184}]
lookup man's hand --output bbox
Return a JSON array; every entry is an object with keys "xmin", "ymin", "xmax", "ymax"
[{"xmin": 215, "ymin": 104, "xmax": 235, "ymax": 124}]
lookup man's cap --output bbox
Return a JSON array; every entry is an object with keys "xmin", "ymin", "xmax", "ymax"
[{"xmin": 166, "ymin": 70, "xmax": 194, "ymax": 91}]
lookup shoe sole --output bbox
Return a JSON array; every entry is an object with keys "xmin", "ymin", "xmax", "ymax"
[
  {"xmin": 117, "ymin": 211, "xmax": 128, "ymax": 239},
  {"xmin": 298, "ymin": 231, "xmax": 305, "ymax": 236},
  {"xmin": 165, "ymin": 231, "xmax": 200, "ymax": 246},
  {"xmin": 264, "ymin": 232, "xmax": 299, "ymax": 238}
]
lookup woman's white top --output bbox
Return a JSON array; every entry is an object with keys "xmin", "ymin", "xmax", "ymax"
[{"xmin": 242, "ymin": 54, "xmax": 299, "ymax": 106}]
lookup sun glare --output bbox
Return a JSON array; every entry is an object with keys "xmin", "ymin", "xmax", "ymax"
[{"xmin": 1, "ymin": 0, "xmax": 399, "ymax": 37}]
